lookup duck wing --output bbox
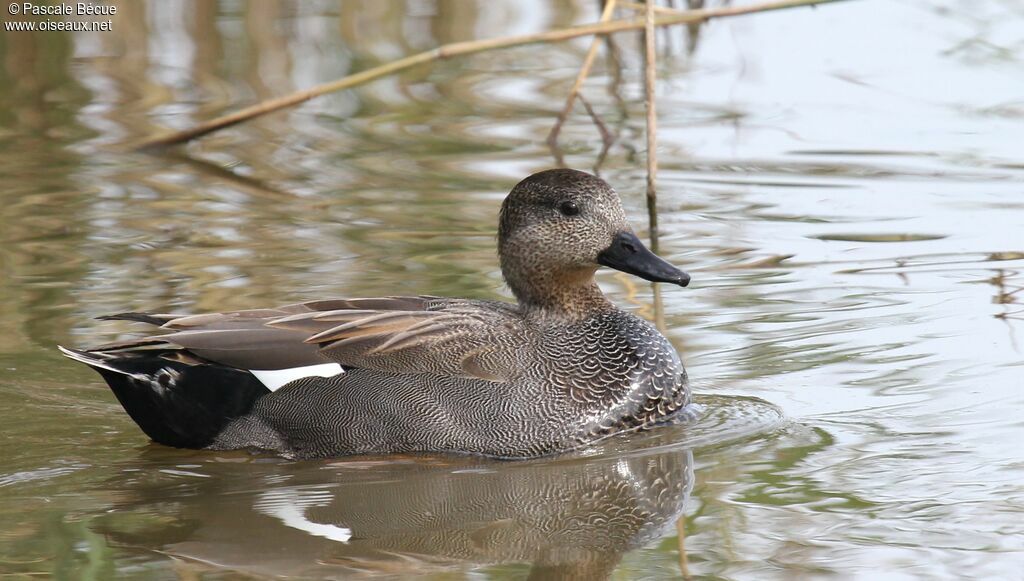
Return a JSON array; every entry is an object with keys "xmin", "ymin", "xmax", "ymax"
[
  {"xmin": 97, "ymin": 296, "xmax": 525, "ymax": 383},
  {"xmin": 269, "ymin": 297, "xmax": 525, "ymax": 383}
]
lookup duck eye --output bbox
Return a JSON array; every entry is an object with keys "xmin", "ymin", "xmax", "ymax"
[{"xmin": 558, "ymin": 201, "xmax": 580, "ymax": 216}]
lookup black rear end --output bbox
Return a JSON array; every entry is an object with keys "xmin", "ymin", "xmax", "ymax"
[{"xmin": 64, "ymin": 348, "xmax": 269, "ymax": 449}]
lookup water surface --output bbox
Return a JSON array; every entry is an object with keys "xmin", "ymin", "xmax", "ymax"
[{"xmin": 1, "ymin": 0, "xmax": 1022, "ymax": 578}]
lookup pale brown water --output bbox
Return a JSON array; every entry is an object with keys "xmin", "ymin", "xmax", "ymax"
[{"xmin": 1, "ymin": 1, "xmax": 1023, "ymax": 579}]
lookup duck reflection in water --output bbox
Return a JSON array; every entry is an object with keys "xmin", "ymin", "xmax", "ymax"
[{"xmin": 97, "ymin": 446, "xmax": 693, "ymax": 579}]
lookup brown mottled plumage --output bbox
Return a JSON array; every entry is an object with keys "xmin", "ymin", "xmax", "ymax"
[{"xmin": 59, "ymin": 169, "xmax": 694, "ymax": 459}]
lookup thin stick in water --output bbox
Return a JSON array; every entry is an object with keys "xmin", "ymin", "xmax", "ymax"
[
  {"xmin": 644, "ymin": 0, "xmax": 666, "ymax": 332},
  {"xmin": 676, "ymin": 515, "xmax": 692, "ymax": 580},
  {"xmin": 644, "ymin": 0, "xmax": 659, "ymax": 248}
]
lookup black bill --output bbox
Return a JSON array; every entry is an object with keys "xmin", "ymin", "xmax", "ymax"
[{"xmin": 597, "ymin": 231, "xmax": 691, "ymax": 287}]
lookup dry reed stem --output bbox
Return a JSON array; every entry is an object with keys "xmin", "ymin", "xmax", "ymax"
[
  {"xmin": 643, "ymin": 0, "xmax": 667, "ymax": 331},
  {"xmin": 137, "ymin": 0, "xmax": 848, "ymax": 150},
  {"xmin": 644, "ymin": 0, "xmax": 659, "ymax": 249}
]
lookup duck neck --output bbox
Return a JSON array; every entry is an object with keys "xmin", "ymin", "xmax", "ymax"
[{"xmin": 503, "ymin": 265, "xmax": 614, "ymax": 319}]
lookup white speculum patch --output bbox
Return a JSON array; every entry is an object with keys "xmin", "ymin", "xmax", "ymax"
[{"xmin": 250, "ymin": 363, "xmax": 344, "ymax": 391}]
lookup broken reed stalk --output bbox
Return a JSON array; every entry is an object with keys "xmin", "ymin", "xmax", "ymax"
[
  {"xmin": 137, "ymin": 0, "xmax": 848, "ymax": 150},
  {"xmin": 547, "ymin": 0, "xmax": 618, "ymax": 148}
]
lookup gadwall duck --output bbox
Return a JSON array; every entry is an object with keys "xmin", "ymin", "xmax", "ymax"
[{"xmin": 60, "ymin": 169, "xmax": 693, "ymax": 459}]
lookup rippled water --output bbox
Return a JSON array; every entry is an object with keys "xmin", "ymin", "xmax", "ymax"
[{"xmin": 1, "ymin": 0, "xmax": 1022, "ymax": 578}]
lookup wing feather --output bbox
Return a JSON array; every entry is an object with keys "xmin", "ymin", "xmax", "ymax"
[{"xmin": 89, "ymin": 296, "xmax": 523, "ymax": 383}]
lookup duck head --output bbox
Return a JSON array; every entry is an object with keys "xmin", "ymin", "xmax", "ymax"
[{"xmin": 499, "ymin": 169, "xmax": 690, "ymax": 314}]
